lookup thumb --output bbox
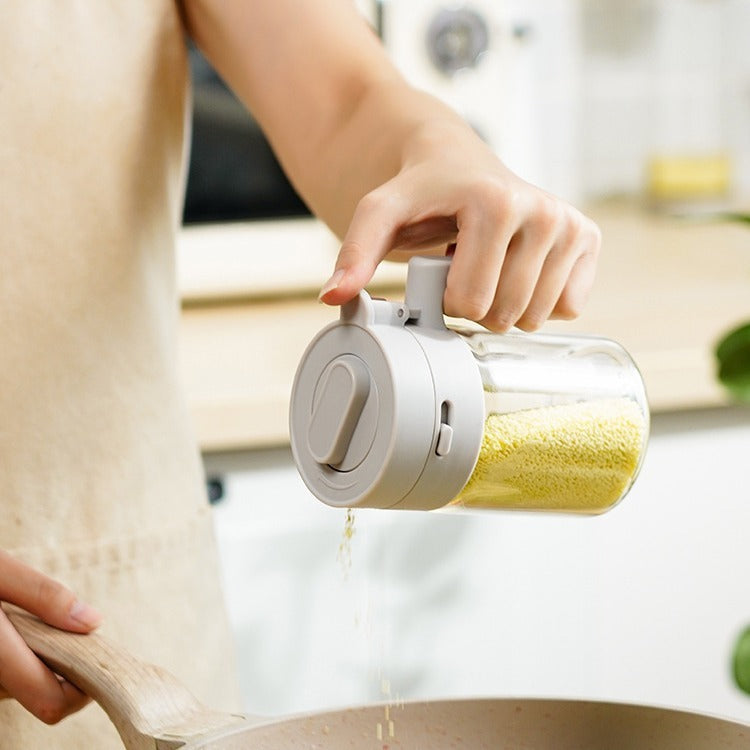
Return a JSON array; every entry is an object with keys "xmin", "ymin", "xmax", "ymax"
[{"xmin": 0, "ymin": 551, "xmax": 102, "ymax": 634}]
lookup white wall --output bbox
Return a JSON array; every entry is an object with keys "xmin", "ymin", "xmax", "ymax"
[
  {"xmin": 575, "ymin": 0, "xmax": 749, "ymax": 200},
  {"xmin": 375, "ymin": 0, "xmax": 750, "ymax": 202},
  {"xmin": 209, "ymin": 406, "xmax": 750, "ymax": 724}
]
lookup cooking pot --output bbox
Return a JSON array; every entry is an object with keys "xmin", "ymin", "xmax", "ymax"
[{"xmin": 8, "ymin": 609, "xmax": 749, "ymax": 749}]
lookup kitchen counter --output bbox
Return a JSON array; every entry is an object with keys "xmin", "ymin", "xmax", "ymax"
[{"xmin": 177, "ymin": 201, "xmax": 750, "ymax": 452}]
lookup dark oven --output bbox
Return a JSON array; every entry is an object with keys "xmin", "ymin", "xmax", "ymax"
[{"xmin": 183, "ymin": 44, "xmax": 311, "ymax": 224}]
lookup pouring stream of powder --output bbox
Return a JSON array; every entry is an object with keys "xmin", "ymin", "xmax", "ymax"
[{"xmin": 337, "ymin": 508, "xmax": 356, "ymax": 579}]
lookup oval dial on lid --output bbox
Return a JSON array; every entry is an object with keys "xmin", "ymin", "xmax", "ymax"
[{"xmin": 307, "ymin": 355, "xmax": 371, "ymax": 467}]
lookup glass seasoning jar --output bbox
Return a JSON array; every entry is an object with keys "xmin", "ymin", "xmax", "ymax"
[{"xmin": 290, "ymin": 256, "xmax": 649, "ymax": 513}]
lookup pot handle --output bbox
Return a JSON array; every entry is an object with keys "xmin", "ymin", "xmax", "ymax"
[{"xmin": 5, "ymin": 606, "xmax": 247, "ymax": 750}]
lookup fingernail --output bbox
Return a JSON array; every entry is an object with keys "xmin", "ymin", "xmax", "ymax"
[
  {"xmin": 318, "ymin": 269, "xmax": 345, "ymax": 300},
  {"xmin": 69, "ymin": 600, "xmax": 102, "ymax": 628}
]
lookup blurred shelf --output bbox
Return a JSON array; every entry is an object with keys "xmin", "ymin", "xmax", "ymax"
[{"xmin": 177, "ymin": 216, "xmax": 406, "ymax": 304}]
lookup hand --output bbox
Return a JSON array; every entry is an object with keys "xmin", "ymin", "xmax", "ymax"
[
  {"xmin": 319, "ymin": 120, "xmax": 601, "ymax": 333},
  {"xmin": 183, "ymin": 0, "xmax": 599, "ymax": 331},
  {"xmin": 0, "ymin": 550, "xmax": 102, "ymax": 724}
]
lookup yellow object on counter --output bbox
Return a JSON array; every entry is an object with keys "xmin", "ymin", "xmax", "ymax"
[
  {"xmin": 647, "ymin": 154, "xmax": 731, "ymax": 201},
  {"xmin": 453, "ymin": 398, "xmax": 646, "ymax": 512}
]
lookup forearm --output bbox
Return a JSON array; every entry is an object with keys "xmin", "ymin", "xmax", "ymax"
[
  {"xmin": 180, "ymin": 0, "xmax": 469, "ymax": 236},
  {"xmin": 181, "ymin": 0, "xmax": 601, "ymax": 333}
]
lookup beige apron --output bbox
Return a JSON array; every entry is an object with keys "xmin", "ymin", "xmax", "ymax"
[{"xmin": 0, "ymin": 2, "xmax": 241, "ymax": 746}]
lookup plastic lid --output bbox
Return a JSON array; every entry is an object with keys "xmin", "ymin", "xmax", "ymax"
[{"xmin": 289, "ymin": 257, "xmax": 485, "ymax": 510}]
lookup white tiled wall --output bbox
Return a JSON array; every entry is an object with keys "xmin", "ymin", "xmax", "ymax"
[
  {"xmin": 209, "ymin": 406, "xmax": 750, "ymax": 724},
  {"xmin": 376, "ymin": 0, "xmax": 750, "ymax": 202},
  {"xmin": 577, "ymin": 0, "xmax": 750, "ymax": 200}
]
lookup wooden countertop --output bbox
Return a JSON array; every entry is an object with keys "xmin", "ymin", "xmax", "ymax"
[{"xmin": 177, "ymin": 202, "xmax": 750, "ymax": 452}]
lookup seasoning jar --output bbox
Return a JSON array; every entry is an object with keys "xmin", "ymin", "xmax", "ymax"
[{"xmin": 290, "ymin": 256, "xmax": 649, "ymax": 513}]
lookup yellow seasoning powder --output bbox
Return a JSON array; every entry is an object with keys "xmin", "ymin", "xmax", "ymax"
[
  {"xmin": 453, "ymin": 397, "xmax": 646, "ymax": 512},
  {"xmin": 375, "ymin": 678, "xmax": 398, "ymax": 744},
  {"xmin": 337, "ymin": 508, "xmax": 356, "ymax": 579}
]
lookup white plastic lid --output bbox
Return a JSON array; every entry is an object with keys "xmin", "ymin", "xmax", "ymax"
[{"xmin": 289, "ymin": 257, "xmax": 485, "ymax": 510}]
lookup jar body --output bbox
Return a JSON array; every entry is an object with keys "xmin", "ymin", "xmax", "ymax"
[{"xmin": 450, "ymin": 328, "xmax": 649, "ymax": 513}]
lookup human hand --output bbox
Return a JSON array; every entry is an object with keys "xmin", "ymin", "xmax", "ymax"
[
  {"xmin": 0, "ymin": 550, "xmax": 102, "ymax": 723},
  {"xmin": 319, "ymin": 120, "xmax": 601, "ymax": 333},
  {"xmin": 182, "ymin": 0, "xmax": 599, "ymax": 332}
]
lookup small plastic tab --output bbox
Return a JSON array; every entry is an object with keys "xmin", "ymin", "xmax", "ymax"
[
  {"xmin": 307, "ymin": 356, "xmax": 370, "ymax": 466},
  {"xmin": 340, "ymin": 291, "xmax": 409, "ymax": 328},
  {"xmin": 340, "ymin": 291, "xmax": 375, "ymax": 326},
  {"xmin": 435, "ymin": 423, "xmax": 454, "ymax": 456}
]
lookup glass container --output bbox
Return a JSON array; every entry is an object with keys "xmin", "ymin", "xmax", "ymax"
[
  {"xmin": 290, "ymin": 256, "xmax": 648, "ymax": 514},
  {"xmin": 449, "ymin": 327, "xmax": 648, "ymax": 512}
]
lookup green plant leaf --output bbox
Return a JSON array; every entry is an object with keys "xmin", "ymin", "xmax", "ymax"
[
  {"xmin": 715, "ymin": 322, "xmax": 750, "ymax": 402},
  {"xmin": 720, "ymin": 212, "xmax": 750, "ymax": 224},
  {"xmin": 733, "ymin": 625, "xmax": 750, "ymax": 695}
]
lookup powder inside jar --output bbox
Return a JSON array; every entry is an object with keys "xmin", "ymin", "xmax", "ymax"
[{"xmin": 453, "ymin": 397, "xmax": 646, "ymax": 512}]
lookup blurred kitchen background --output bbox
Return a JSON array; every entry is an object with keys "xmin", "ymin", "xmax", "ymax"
[{"xmin": 176, "ymin": 0, "xmax": 750, "ymax": 725}]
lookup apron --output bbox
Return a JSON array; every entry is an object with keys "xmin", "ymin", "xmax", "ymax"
[{"xmin": 0, "ymin": 2, "xmax": 241, "ymax": 746}]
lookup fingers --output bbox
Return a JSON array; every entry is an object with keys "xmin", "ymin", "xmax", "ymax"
[
  {"xmin": 0, "ymin": 551, "xmax": 102, "ymax": 722},
  {"xmin": 442, "ymin": 191, "xmax": 517, "ymax": 322},
  {"xmin": 550, "ymin": 240, "xmax": 600, "ymax": 321},
  {"xmin": 0, "ymin": 607, "xmax": 91, "ymax": 723},
  {"xmin": 447, "ymin": 197, "xmax": 601, "ymax": 333},
  {"xmin": 0, "ymin": 550, "xmax": 101, "ymax": 633},
  {"xmin": 319, "ymin": 164, "xmax": 601, "ymax": 332},
  {"xmin": 497, "ymin": 211, "xmax": 601, "ymax": 332}
]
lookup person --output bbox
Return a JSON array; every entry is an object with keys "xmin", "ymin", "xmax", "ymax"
[{"xmin": 0, "ymin": 0, "xmax": 600, "ymax": 746}]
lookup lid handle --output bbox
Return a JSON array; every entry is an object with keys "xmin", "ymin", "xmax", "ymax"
[{"xmin": 404, "ymin": 256, "xmax": 451, "ymax": 330}]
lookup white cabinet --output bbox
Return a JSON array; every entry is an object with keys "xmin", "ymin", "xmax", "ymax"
[{"xmin": 209, "ymin": 406, "xmax": 750, "ymax": 723}]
